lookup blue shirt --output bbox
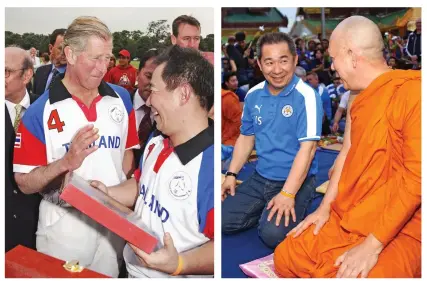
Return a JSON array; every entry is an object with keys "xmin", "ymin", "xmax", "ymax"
[
  {"xmin": 336, "ymin": 84, "xmax": 347, "ymax": 96},
  {"xmin": 235, "ymin": 88, "xmax": 246, "ymax": 102},
  {"xmin": 315, "ymin": 85, "xmax": 332, "ymax": 121},
  {"xmin": 325, "ymin": 83, "xmax": 337, "ymax": 99},
  {"xmin": 241, "ymin": 75, "xmax": 323, "ymax": 181},
  {"xmin": 45, "ymin": 64, "xmax": 67, "ymax": 91}
]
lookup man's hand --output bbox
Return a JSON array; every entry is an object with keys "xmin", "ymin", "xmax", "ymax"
[
  {"xmin": 130, "ymin": 232, "xmax": 179, "ymax": 275},
  {"xmin": 332, "ymin": 122, "xmax": 339, "ymax": 133},
  {"xmin": 335, "ymin": 234, "xmax": 384, "ymax": 278},
  {"xmin": 90, "ymin": 180, "xmax": 108, "ymax": 195},
  {"xmin": 266, "ymin": 193, "xmax": 296, "ymax": 227},
  {"xmin": 61, "ymin": 124, "xmax": 99, "ymax": 171},
  {"xmin": 288, "ymin": 203, "xmax": 330, "ymax": 238},
  {"xmin": 221, "ymin": 176, "xmax": 237, "ymax": 202}
]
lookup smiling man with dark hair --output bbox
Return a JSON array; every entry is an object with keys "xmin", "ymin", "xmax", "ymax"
[
  {"xmin": 222, "ymin": 32, "xmax": 323, "ymax": 249},
  {"xmin": 90, "ymin": 45, "xmax": 214, "ymax": 278}
]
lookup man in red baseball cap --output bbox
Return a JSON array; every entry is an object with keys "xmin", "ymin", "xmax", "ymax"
[{"xmin": 104, "ymin": 49, "xmax": 137, "ymax": 93}]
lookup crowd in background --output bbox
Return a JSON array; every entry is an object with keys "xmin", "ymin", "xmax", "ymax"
[{"xmin": 221, "ymin": 17, "xmax": 421, "ymax": 146}]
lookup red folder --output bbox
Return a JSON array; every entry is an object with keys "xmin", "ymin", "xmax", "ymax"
[
  {"xmin": 59, "ymin": 173, "xmax": 158, "ymax": 254},
  {"xmin": 5, "ymin": 245, "xmax": 109, "ymax": 278}
]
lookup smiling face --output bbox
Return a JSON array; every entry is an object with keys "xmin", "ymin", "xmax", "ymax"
[
  {"xmin": 146, "ymin": 63, "xmax": 182, "ymax": 136},
  {"xmin": 137, "ymin": 57, "xmax": 158, "ymax": 101},
  {"xmin": 329, "ymin": 35, "xmax": 353, "ymax": 90},
  {"xmin": 67, "ymin": 36, "xmax": 112, "ymax": 90},
  {"xmin": 257, "ymin": 42, "xmax": 297, "ymax": 95}
]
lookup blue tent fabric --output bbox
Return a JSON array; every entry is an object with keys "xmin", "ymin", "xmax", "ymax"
[{"xmin": 221, "ymin": 148, "xmax": 339, "ymax": 278}]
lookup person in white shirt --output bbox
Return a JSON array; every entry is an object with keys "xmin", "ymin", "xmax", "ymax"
[
  {"xmin": 91, "ymin": 45, "xmax": 214, "ymax": 278},
  {"xmin": 331, "ymin": 90, "xmax": 352, "ymax": 133},
  {"xmin": 13, "ymin": 16, "xmax": 139, "ymax": 277},
  {"xmin": 29, "ymin": 47, "xmax": 41, "ymax": 70}
]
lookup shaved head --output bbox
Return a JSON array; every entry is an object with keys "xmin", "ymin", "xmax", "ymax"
[
  {"xmin": 329, "ymin": 16, "xmax": 390, "ymax": 91},
  {"xmin": 331, "ymin": 16, "xmax": 384, "ymax": 61}
]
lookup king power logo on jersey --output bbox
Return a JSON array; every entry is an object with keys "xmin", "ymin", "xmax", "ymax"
[{"xmin": 62, "ymin": 135, "xmax": 121, "ymax": 152}]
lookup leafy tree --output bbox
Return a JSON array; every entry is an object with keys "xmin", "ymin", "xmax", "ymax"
[{"xmin": 6, "ymin": 19, "xmax": 215, "ymax": 58}]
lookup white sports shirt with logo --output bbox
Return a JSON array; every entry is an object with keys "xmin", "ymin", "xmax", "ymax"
[
  {"xmin": 124, "ymin": 123, "xmax": 214, "ymax": 278},
  {"xmin": 13, "ymin": 77, "xmax": 139, "ymax": 204}
]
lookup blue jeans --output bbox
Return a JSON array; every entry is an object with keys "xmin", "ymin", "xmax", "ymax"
[{"xmin": 222, "ymin": 171, "xmax": 316, "ymax": 249}]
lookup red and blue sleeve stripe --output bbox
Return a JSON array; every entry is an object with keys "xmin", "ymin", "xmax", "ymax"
[
  {"xmin": 13, "ymin": 93, "xmax": 49, "ymax": 171},
  {"xmin": 197, "ymin": 145, "xmax": 214, "ymax": 239}
]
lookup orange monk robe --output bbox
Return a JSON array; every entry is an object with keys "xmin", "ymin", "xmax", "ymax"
[
  {"xmin": 221, "ymin": 89, "xmax": 242, "ymax": 146},
  {"xmin": 274, "ymin": 70, "xmax": 421, "ymax": 277}
]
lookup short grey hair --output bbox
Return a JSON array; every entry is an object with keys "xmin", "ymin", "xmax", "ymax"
[
  {"xmin": 295, "ymin": 66, "xmax": 306, "ymax": 78},
  {"xmin": 6, "ymin": 46, "xmax": 34, "ymax": 77},
  {"xmin": 63, "ymin": 16, "xmax": 112, "ymax": 55}
]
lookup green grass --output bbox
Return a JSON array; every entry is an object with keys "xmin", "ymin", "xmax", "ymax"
[{"xmin": 130, "ymin": 61, "xmax": 139, "ymax": 68}]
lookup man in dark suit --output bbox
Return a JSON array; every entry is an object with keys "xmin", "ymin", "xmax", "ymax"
[
  {"xmin": 33, "ymin": 28, "xmax": 67, "ymax": 96},
  {"xmin": 5, "ymin": 46, "xmax": 41, "ymax": 252}
]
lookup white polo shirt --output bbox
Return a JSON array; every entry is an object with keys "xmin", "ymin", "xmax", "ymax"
[
  {"xmin": 13, "ymin": 75, "xmax": 139, "ymax": 205},
  {"xmin": 124, "ymin": 122, "xmax": 214, "ymax": 278},
  {"xmin": 339, "ymin": 91, "xmax": 351, "ymax": 109}
]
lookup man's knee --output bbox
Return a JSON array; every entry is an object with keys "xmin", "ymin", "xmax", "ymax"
[
  {"xmin": 258, "ymin": 220, "xmax": 291, "ymax": 249},
  {"xmin": 221, "ymin": 204, "xmax": 250, "ymax": 234}
]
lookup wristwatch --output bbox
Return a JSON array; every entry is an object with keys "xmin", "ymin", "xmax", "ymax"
[{"xmin": 225, "ymin": 171, "xmax": 237, "ymax": 178}]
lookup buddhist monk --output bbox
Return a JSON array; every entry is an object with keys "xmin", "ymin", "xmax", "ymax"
[{"xmin": 274, "ymin": 15, "xmax": 421, "ymax": 278}]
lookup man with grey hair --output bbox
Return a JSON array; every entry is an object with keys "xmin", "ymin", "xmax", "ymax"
[
  {"xmin": 13, "ymin": 16, "xmax": 139, "ymax": 277},
  {"xmin": 294, "ymin": 66, "xmax": 307, "ymax": 82},
  {"xmin": 5, "ymin": 46, "xmax": 41, "ymax": 252}
]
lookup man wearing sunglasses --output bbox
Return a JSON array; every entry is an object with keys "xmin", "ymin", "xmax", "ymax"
[{"xmin": 104, "ymin": 49, "xmax": 137, "ymax": 94}]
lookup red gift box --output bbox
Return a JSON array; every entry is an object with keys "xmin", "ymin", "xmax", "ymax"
[
  {"xmin": 5, "ymin": 245, "xmax": 109, "ymax": 278},
  {"xmin": 59, "ymin": 173, "xmax": 158, "ymax": 254}
]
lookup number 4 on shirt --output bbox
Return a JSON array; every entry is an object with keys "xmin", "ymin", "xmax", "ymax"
[{"xmin": 47, "ymin": 109, "xmax": 66, "ymax": 132}]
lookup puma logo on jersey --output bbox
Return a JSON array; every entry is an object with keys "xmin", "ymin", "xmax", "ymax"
[{"xmin": 254, "ymin": 104, "xmax": 262, "ymax": 113}]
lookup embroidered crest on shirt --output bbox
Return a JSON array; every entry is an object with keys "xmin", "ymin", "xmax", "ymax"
[
  {"xmin": 282, "ymin": 105, "xmax": 293, "ymax": 117},
  {"xmin": 168, "ymin": 171, "xmax": 192, "ymax": 200},
  {"xmin": 108, "ymin": 105, "xmax": 124, "ymax": 123}
]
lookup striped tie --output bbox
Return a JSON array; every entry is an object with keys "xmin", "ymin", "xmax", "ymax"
[
  {"xmin": 48, "ymin": 68, "xmax": 60, "ymax": 90},
  {"xmin": 13, "ymin": 104, "xmax": 23, "ymax": 132}
]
